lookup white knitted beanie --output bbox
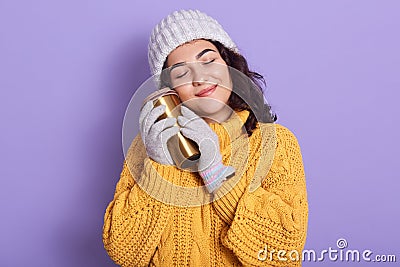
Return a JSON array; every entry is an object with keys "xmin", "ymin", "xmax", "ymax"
[{"xmin": 148, "ymin": 9, "xmax": 238, "ymax": 76}]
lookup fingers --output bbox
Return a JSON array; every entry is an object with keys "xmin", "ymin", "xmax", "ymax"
[
  {"xmin": 180, "ymin": 128, "xmax": 219, "ymax": 154},
  {"xmin": 142, "ymin": 105, "xmax": 166, "ymax": 137},
  {"xmin": 177, "ymin": 115, "xmax": 189, "ymax": 128},
  {"xmin": 180, "ymin": 127, "xmax": 199, "ymax": 143},
  {"xmin": 177, "ymin": 115, "xmax": 199, "ymax": 130},
  {"xmin": 178, "ymin": 106, "xmax": 206, "ymax": 129},
  {"xmin": 160, "ymin": 125, "xmax": 179, "ymax": 142},
  {"xmin": 149, "ymin": 117, "xmax": 177, "ymax": 141},
  {"xmin": 139, "ymin": 101, "xmax": 154, "ymax": 132},
  {"xmin": 177, "ymin": 115, "xmax": 202, "ymax": 130},
  {"xmin": 142, "ymin": 120, "xmax": 178, "ymax": 166},
  {"xmin": 153, "ymin": 117, "xmax": 177, "ymax": 132},
  {"xmin": 180, "ymin": 105, "xmax": 199, "ymax": 120}
]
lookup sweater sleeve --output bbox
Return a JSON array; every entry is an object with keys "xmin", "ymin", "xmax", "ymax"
[
  {"xmin": 214, "ymin": 124, "xmax": 308, "ymax": 266},
  {"xmin": 102, "ymin": 136, "xmax": 178, "ymax": 267}
]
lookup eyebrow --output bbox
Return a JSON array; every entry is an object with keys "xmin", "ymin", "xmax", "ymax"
[
  {"xmin": 195, "ymin": 48, "xmax": 216, "ymax": 60},
  {"xmin": 170, "ymin": 48, "xmax": 217, "ymax": 71}
]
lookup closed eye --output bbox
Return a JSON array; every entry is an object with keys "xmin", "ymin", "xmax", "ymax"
[
  {"xmin": 176, "ymin": 71, "xmax": 188, "ymax": 79},
  {"xmin": 203, "ymin": 59, "xmax": 215, "ymax": 65}
]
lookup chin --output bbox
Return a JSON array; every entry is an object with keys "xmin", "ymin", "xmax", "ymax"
[{"xmin": 187, "ymin": 99, "xmax": 229, "ymax": 122}]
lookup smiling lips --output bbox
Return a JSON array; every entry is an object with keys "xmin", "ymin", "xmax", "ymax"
[{"xmin": 196, "ymin": 84, "xmax": 217, "ymax": 97}]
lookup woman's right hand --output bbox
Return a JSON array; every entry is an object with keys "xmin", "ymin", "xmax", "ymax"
[{"xmin": 139, "ymin": 101, "xmax": 179, "ymax": 165}]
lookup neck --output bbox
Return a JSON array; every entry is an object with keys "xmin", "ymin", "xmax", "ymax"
[{"xmin": 203, "ymin": 107, "xmax": 233, "ymax": 124}]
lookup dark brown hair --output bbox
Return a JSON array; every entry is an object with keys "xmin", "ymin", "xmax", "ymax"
[{"xmin": 161, "ymin": 39, "xmax": 277, "ymax": 136}]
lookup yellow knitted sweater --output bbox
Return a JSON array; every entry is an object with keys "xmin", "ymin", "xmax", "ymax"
[{"xmin": 103, "ymin": 111, "xmax": 308, "ymax": 266}]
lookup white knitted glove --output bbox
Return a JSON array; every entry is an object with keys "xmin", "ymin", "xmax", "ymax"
[
  {"xmin": 139, "ymin": 101, "xmax": 179, "ymax": 165},
  {"xmin": 177, "ymin": 106, "xmax": 235, "ymax": 193}
]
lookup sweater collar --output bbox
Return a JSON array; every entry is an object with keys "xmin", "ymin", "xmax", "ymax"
[{"xmin": 208, "ymin": 110, "xmax": 250, "ymax": 147}]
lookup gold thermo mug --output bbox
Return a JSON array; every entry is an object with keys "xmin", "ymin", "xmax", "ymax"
[{"xmin": 143, "ymin": 88, "xmax": 200, "ymax": 168}]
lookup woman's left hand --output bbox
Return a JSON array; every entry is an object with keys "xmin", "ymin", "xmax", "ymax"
[{"xmin": 178, "ymin": 106, "xmax": 235, "ymax": 193}]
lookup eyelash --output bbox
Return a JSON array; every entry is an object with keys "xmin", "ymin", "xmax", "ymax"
[
  {"xmin": 203, "ymin": 58, "xmax": 215, "ymax": 65},
  {"xmin": 176, "ymin": 72, "xmax": 188, "ymax": 79}
]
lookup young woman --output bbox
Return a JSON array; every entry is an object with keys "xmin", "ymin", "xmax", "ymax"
[{"xmin": 103, "ymin": 9, "xmax": 308, "ymax": 266}]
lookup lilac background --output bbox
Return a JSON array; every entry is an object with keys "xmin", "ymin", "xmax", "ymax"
[{"xmin": 1, "ymin": 1, "xmax": 399, "ymax": 266}]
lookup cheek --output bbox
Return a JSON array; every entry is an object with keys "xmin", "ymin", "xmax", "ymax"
[
  {"xmin": 212, "ymin": 63, "xmax": 232, "ymax": 90},
  {"xmin": 222, "ymin": 90, "xmax": 232, "ymax": 104},
  {"xmin": 174, "ymin": 86, "xmax": 192, "ymax": 101},
  {"xmin": 218, "ymin": 86, "xmax": 232, "ymax": 99}
]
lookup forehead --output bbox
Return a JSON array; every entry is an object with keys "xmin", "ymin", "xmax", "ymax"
[{"xmin": 166, "ymin": 39, "xmax": 219, "ymax": 67}]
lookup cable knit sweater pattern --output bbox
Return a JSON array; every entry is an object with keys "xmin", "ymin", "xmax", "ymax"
[{"xmin": 103, "ymin": 111, "xmax": 308, "ymax": 267}]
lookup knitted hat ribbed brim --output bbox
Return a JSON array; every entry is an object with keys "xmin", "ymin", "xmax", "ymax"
[{"xmin": 148, "ymin": 9, "xmax": 238, "ymax": 76}]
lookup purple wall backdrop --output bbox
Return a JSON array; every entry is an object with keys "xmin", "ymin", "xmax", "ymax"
[{"xmin": 1, "ymin": 1, "xmax": 399, "ymax": 266}]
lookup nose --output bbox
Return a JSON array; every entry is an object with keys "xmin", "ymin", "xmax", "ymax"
[
  {"xmin": 192, "ymin": 79, "xmax": 205, "ymax": 87},
  {"xmin": 191, "ymin": 66, "xmax": 206, "ymax": 86}
]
